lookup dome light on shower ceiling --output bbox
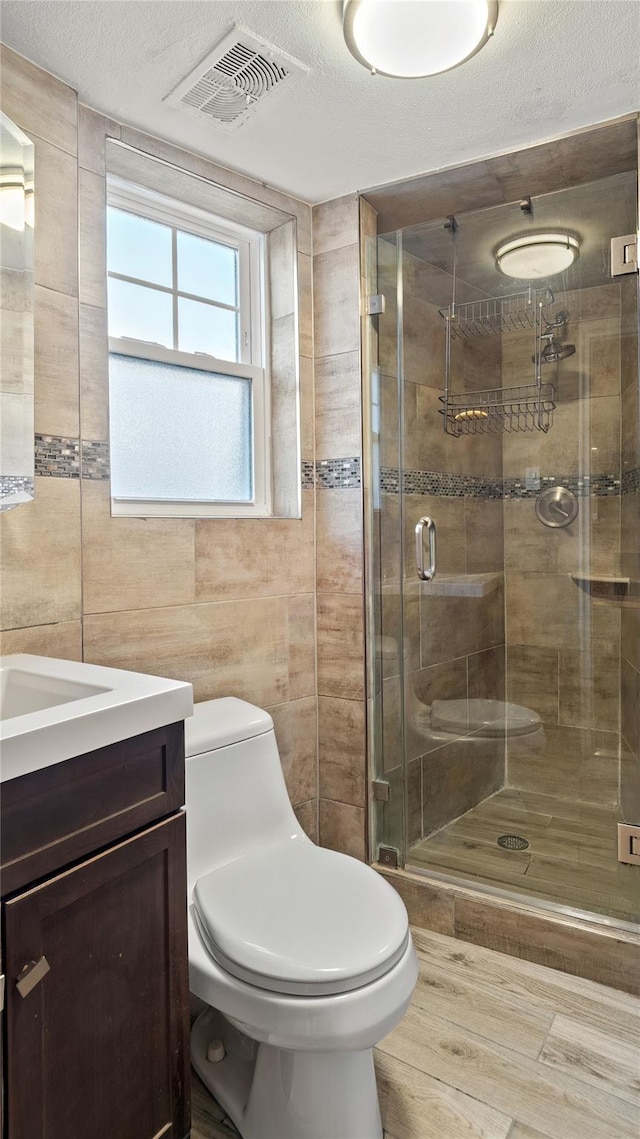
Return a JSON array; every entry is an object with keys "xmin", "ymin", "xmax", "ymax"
[
  {"xmin": 342, "ymin": 0, "xmax": 499, "ymax": 78},
  {"xmin": 496, "ymin": 233, "xmax": 580, "ymax": 279}
]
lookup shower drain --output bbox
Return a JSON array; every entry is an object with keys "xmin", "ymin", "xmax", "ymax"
[{"xmin": 497, "ymin": 834, "xmax": 529, "ymax": 851}]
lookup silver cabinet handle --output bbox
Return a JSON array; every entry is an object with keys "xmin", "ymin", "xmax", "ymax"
[{"xmin": 415, "ymin": 516, "xmax": 436, "ymax": 581}]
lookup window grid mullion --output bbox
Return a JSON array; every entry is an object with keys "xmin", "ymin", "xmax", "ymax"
[
  {"xmin": 171, "ymin": 227, "xmax": 178, "ymax": 351},
  {"xmin": 107, "ymin": 271, "xmax": 241, "ymax": 317}
]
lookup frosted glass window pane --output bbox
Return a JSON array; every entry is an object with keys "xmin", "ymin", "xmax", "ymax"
[
  {"xmin": 178, "ymin": 297, "xmax": 238, "ymax": 362},
  {"xmin": 109, "ymin": 354, "xmax": 252, "ymax": 502},
  {"xmin": 107, "ymin": 278, "xmax": 173, "ymax": 346},
  {"xmin": 177, "ymin": 231, "xmax": 238, "ymax": 306},
  {"xmin": 107, "ymin": 207, "xmax": 172, "ymax": 287}
]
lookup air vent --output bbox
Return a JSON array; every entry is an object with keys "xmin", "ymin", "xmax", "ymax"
[{"xmin": 164, "ymin": 27, "xmax": 308, "ymax": 132}]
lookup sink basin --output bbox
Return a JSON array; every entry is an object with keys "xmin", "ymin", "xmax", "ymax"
[
  {"xmin": 1, "ymin": 666, "xmax": 109, "ymax": 720},
  {"xmin": 0, "ymin": 655, "xmax": 193, "ymax": 783}
]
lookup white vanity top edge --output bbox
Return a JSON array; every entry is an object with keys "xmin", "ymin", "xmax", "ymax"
[{"xmin": 0, "ymin": 655, "xmax": 194, "ymax": 783}]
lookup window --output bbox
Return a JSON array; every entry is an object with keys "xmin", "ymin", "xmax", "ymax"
[{"xmin": 106, "ymin": 176, "xmax": 270, "ymax": 517}]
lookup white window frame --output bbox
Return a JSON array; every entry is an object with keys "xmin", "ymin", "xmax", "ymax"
[{"xmin": 106, "ymin": 176, "xmax": 272, "ymax": 518}]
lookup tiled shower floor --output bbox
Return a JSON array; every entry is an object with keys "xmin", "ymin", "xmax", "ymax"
[{"xmin": 408, "ymin": 787, "xmax": 639, "ymax": 923}]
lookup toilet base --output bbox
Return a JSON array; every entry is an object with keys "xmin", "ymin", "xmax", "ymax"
[{"xmin": 191, "ymin": 1007, "xmax": 383, "ymax": 1139}]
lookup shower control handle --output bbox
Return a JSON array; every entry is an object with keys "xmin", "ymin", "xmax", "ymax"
[{"xmin": 416, "ymin": 516, "xmax": 436, "ymax": 582}]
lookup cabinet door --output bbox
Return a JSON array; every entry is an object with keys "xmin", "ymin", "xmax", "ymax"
[{"xmin": 4, "ymin": 814, "xmax": 190, "ymax": 1139}]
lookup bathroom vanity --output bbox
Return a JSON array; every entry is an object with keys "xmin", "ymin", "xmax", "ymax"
[{"xmin": 0, "ymin": 656, "xmax": 193, "ymax": 1139}]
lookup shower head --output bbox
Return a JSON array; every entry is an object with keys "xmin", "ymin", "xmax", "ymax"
[
  {"xmin": 543, "ymin": 339, "xmax": 576, "ymax": 362},
  {"xmin": 533, "ymin": 336, "xmax": 576, "ymax": 364}
]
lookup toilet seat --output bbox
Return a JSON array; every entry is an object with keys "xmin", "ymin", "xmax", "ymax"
[
  {"xmin": 431, "ymin": 698, "xmax": 541, "ymax": 738},
  {"xmin": 193, "ymin": 839, "xmax": 409, "ymax": 997}
]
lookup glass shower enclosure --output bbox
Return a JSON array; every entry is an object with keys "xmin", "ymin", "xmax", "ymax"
[{"xmin": 368, "ymin": 169, "xmax": 639, "ymax": 926}]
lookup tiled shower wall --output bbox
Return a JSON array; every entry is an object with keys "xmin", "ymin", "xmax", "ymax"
[
  {"xmin": 0, "ymin": 45, "xmax": 319, "ymax": 839},
  {"xmin": 503, "ymin": 283, "xmax": 627, "ymax": 806},
  {"xmin": 374, "ymin": 240, "xmax": 506, "ymax": 844}
]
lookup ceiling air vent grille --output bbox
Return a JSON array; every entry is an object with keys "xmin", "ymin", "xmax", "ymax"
[{"xmin": 164, "ymin": 27, "xmax": 308, "ymax": 132}]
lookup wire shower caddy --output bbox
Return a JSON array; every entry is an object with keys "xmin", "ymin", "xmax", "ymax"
[{"xmin": 439, "ymin": 287, "xmax": 557, "ymax": 436}]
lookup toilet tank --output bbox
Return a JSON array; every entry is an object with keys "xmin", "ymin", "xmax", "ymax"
[{"xmin": 184, "ymin": 697, "xmax": 307, "ymax": 889}]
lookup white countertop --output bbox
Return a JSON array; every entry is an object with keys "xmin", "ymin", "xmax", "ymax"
[{"xmin": 0, "ymin": 655, "xmax": 193, "ymax": 783}]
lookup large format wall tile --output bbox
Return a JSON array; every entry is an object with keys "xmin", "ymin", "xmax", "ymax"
[
  {"xmin": 316, "ymin": 489, "xmax": 363, "ymax": 593},
  {"xmin": 318, "ymin": 696, "xmax": 366, "ymax": 807},
  {"xmin": 267, "ymin": 697, "xmax": 318, "ymax": 808},
  {"xmin": 287, "ymin": 594, "xmax": 316, "ymax": 701},
  {"xmin": 0, "ymin": 44, "xmax": 77, "ymax": 156},
  {"xmin": 317, "ymin": 593, "xmax": 365, "ymax": 700},
  {"xmin": 0, "ymin": 620, "xmax": 82, "ymax": 660},
  {"xmin": 0, "ymin": 478, "xmax": 81, "ymax": 630},
  {"xmin": 313, "ymin": 244, "xmax": 360, "ymax": 358},
  {"xmin": 313, "ymin": 195, "xmax": 359, "ymax": 257},
  {"xmin": 314, "ymin": 351, "xmax": 362, "ymax": 458},
  {"xmin": 422, "ymin": 737, "xmax": 503, "ymax": 837},
  {"xmin": 420, "ymin": 581, "xmax": 504, "ymax": 667},
  {"xmin": 84, "ymin": 596, "xmax": 295, "ymax": 705},
  {"xmin": 507, "ymin": 723, "xmax": 620, "ymax": 806},
  {"xmin": 506, "ymin": 645, "xmax": 560, "ymax": 723},
  {"xmin": 319, "ymin": 799, "xmax": 366, "ymax": 861},
  {"xmin": 78, "ymin": 168, "xmax": 107, "ymax": 307},
  {"xmin": 194, "ymin": 491, "xmax": 314, "ymax": 602},
  {"xmin": 33, "ymin": 135, "xmax": 78, "ymax": 297},
  {"xmin": 78, "ymin": 104, "xmax": 121, "ymax": 176},
  {"xmin": 79, "ymin": 303, "xmax": 109, "ymax": 439},
  {"xmin": 34, "ymin": 285, "xmax": 79, "ymax": 437},
  {"xmin": 558, "ymin": 647, "xmax": 620, "ymax": 732},
  {"xmin": 506, "ymin": 572, "xmax": 620, "ymax": 654},
  {"xmin": 81, "ymin": 479, "xmax": 195, "ymax": 613}
]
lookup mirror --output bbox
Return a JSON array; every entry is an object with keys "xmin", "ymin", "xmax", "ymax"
[{"xmin": 0, "ymin": 112, "xmax": 34, "ymax": 511}]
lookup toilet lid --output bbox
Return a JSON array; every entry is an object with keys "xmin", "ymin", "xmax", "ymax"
[
  {"xmin": 431, "ymin": 698, "xmax": 541, "ymax": 738},
  {"xmin": 193, "ymin": 840, "xmax": 409, "ymax": 997}
]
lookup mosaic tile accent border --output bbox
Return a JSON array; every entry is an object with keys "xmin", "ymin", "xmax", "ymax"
[
  {"xmin": 622, "ymin": 466, "xmax": 640, "ymax": 495},
  {"xmin": 381, "ymin": 467, "xmax": 503, "ymax": 499},
  {"xmin": 35, "ymin": 434, "xmax": 79, "ymax": 478},
  {"xmin": 0, "ymin": 475, "xmax": 34, "ymax": 510},
  {"xmin": 301, "ymin": 460, "xmax": 315, "ymax": 489},
  {"xmin": 503, "ymin": 473, "xmax": 621, "ymax": 500},
  {"xmin": 315, "ymin": 457, "xmax": 361, "ymax": 489},
  {"xmin": 380, "ymin": 466, "xmax": 625, "ymax": 500},
  {"xmin": 81, "ymin": 439, "xmax": 111, "ymax": 480}
]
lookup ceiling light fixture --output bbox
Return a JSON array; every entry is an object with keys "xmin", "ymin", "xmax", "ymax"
[
  {"xmin": 496, "ymin": 233, "xmax": 580, "ymax": 279},
  {"xmin": 342, "ymin": 0, "xmax": 499, "ymax": 78}
]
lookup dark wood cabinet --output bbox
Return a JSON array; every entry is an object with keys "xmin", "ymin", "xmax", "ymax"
[{"xmin": 1, "ymin": 725, "xmax": 191, "ymax": 1139}]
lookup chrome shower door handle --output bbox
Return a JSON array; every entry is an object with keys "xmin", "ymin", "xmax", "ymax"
[{"xmin": 415, "ymin": 516, "xmax": 436, "ymax": 581}]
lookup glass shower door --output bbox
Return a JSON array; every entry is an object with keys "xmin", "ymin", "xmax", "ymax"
[{"xmin": 368, "ymin": 171, "xmax": 639, "ymax": 925}]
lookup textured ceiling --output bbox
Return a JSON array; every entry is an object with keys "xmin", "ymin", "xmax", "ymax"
[{"xmin": 1, "ymin": 0, "xmax": 639, "ymax": 204}]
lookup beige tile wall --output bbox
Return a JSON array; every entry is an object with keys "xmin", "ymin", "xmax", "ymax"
[
  {"xmin": 0, "ymin": 46, "xmax": 319, "ymax": 836},
  {"xmin": 503, "ymin": 283, "xmax": 627, "ymax": 805},
  {"xmin": 312, "ymin": 193, "xmax": 367, "ymax": 860}
]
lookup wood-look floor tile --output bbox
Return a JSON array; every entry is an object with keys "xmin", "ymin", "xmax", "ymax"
[
  {"xmin": 410, "ymin": 948, "xmax": 553, "ymax": 1059},
  {"xmin": 539, "ymin": 1014, "xmax": 640, "ymax": 1107},
  {"xmin": 409, "ymin": 789, "xmax": 637, "ymax": 921},
  {"xmin": 374, "ymin": 1050, "xmax": 512, "ymax": 1139},
  {"xmin": 410, "ymin": 929, "xmax": 640, "ymax": 1048},
  {"xmin": 377, "ymin": 1004, "xmax": 637, "ymax": 1139}
]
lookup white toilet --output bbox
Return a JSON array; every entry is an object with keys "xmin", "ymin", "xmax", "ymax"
[
  {"xmin": 185, "ymin": 697, "xmax": 418, "ymax": 1139},
  {"xmin": 410, "ymin": 694, "xmax": 546, "ymax": 756}
]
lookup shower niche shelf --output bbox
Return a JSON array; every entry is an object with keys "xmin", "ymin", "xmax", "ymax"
[
  {"xmin": 570, "ymin": 572, "xmax": 631, "ymax": 598},
  {"xmin": 420, "ymin": 572, "xmax": 502, "ymax": 598}
]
